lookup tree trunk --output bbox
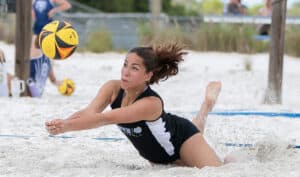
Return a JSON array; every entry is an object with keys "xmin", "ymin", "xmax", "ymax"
[
  {"xmin": 264, "ymin": 0, "xmax": 287, "ymax": 104},
  {"xmin": 150, "ymin": 0, "xmax": 161, "ymax": 33},
  {"xmin": 15, "ymin": 0, "xmax": 32, "ymax": 96}
]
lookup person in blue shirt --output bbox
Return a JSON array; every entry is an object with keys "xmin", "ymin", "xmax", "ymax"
[
  {"xmin": 3, "ymin": 35, "xmax": 61, "ymax": 97},
  {"xmin": 24, "ymin": 0, "xmax": 71, "ymax": 96},
  {"xmin": 27, "ymin": 36, "xmax": 61, "ymax": 97},
  {"xmin": 45, "ymin": 42, "xmax": 223, "ymax": 168}
]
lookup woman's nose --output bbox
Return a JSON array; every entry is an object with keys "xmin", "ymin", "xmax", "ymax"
[{"xmin": 122, "ymin": 67, "xmax": 130, "ymax": 76}]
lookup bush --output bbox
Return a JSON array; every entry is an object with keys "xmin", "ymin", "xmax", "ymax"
[
  {"xmin": 194, "ymin": 23, "xmax": 269, "ymax": 53},
  {"xmin": 195, "ymin": 23, "xmax": 230, "ymax": 51},
  {"xmin": 0, "ymin": 14, "xmax": 15, "ymax": 44},
  {"xmin": 137, "ymin": 21, "xmax": 154, "ymax": 45},
  {"xmin": 200, "ymin": 0, "xmax": 224, "ymax": 15},
  {"xmin": 285, "ymin": 26, "xmax": 300, "ymax": 57},
  {"xmin": 85, "ymin": 29, "xmax": 113, "ymax": 53},
  {"xmin": 138, "ymin": 22, "xmax": 272, "ymax": 54},
  {"xmin": 138, "ymin": 21, "xmax": 193, "ymax": 47}
]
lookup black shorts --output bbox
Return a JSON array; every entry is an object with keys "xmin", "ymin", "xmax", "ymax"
[
  {"xmin": 163, "ymin": 113, "xmax": 200, "ymax": 162},
  {"xmin": 118, "ymin": 112, "xmax": 200, "ymax": 164}
]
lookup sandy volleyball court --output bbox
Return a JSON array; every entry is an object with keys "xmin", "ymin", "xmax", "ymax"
[{"xmin": 0, "ymin": 42, "xmax": 299, "ymax": 177}]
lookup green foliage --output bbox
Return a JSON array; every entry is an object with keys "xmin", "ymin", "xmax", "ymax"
[
  {"xmin": 74, "ymin": 0, "xmax": 197, "ymax": 16},
  {"xmin": 167, "ymin": 4, "xmax": 198, "ymax": 16},
  {"xmin": 162, "ymin": 0, "xmax": 197, "ymax": 16},
  {"xmin": 162, "ymin": 0, "xmax": 172, "ymax": 13},
  {"xmin": 161, "ymin": 0, "xmax": 199, "ymax": 16},
  {"xmin": 137, "ymin": 22, "xmax": 193, "ymax": 47},
  {"xmin": 194, "ymin": 23, "xmax": 269, "ymax": 53},
  {"xmin": 138, "ymin": 21, "xmax": 274, "ymax": 54},
  {"xmin": 285, "ymin": 26, "xmax": 300, "ymax": 57},
  {"xmin": 166, "ymin": 4, "xmax": 186, "ymax": 16},
  {"xmin": 76, "ymin": 0, "xmax": 135, "ymax": 12},
  {"xmin": 0, "ymin": 14, "xmax": 15, "ymax": 44},
  {"xmin": 137, "ymin": 21, "xmax": 154, "ymax": 45},
  {"xmin": 85, "ymin": 29, "xmax": 113, "ymax": 53},
  {"xmin": 288, "ymin": 2, "xmax": 300, "ymax": 16},
  {"xmin": 133, "ymin": 0, "xmax": 149, "ymax": 12},
  {"xmin": 200, "ymin": 0, "xmax": 223, "ymax": 15},
  {"xmin": 247, "ymin": 4, "xmax": 263, "ymax": 16}
]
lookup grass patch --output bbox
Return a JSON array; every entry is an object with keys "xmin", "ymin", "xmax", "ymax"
[
  {"xmin": 138, "ymin": 21, "xmax": 193, "ymax": 48},
  {"xmin": 285, "ymin": 26, "xmax": 300, "ymax": 57},
  {"xmin": 0, "ymin": 14, "xmax": 15, "ymax": 44},
  {"xmin": 85, "ymin": 29, "xmax": 113, "ymax": 53}
]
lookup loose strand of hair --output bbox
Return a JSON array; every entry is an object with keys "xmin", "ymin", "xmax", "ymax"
[{"xmin": 149, "ymin": 41, "xmax": 187, "ymax": 84}]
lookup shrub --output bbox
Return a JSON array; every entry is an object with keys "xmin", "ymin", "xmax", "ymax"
[
  {"xmin": 85, "ymin": 29, "xmax": 113, "ymax": 53},
  {"xmin": 0, "ymin": 14, "xmax": 15, "ymax": 44},
  {"xmin": 194, "ymin": 23, "xmax": 269, "ymax": 53},
  {"xmin": 137, "ymin": 21, "xmax": 193, "ymax": 48},
  {"xmin": 285, "ymin": 26, "xmax": 300, "ymax": 57},
  {"xmin": 137, "ymin": 21, "xmax": 154, "ymax": 45}
]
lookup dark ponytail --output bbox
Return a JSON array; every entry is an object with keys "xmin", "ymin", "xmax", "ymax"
[{"xmin": 129, "ymin": 42, "xmax": 187, "ymax": 85}]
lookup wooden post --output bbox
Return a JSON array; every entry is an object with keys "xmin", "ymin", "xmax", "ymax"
[
  {"xmin": 15, "ymin": 0, "xmax": 32, "ymax": 96},
  {"xmin": 264, "ymin": 0, "xmax": 287, "ymax": 104},
  {"xmin": 150, "ymin": 0, "xmax": 161, "ymax": 32}
]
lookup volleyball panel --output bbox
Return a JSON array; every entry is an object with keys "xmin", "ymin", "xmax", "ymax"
[
  {"xmin": 39, "ymin": 31, "xmax": 57, "ymax": 59},
  {"xmin": 42, "ymin": 20, "xmax": 60, "ymax": 33},
  {"xmin": 56, "ymin": 27, "xmax": 79, "ymax": 46}
]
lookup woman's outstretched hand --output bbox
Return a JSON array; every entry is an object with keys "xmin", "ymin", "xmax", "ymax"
[{"xmin": 45, "ymin": 119, "xmax": 67, "ymax": 135}]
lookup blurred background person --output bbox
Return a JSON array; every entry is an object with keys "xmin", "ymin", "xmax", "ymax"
[
  {"xmin": 1, "ymin": 35, "xmax": 61, "ymax": 97},
  {"xmin": 238, "ymin": 0, "xmax": 247, "ymax": 15},
  {"xmin": 0, "ymin": 48, "xmax": 8, "ymax": 97},
  {"xmin": 226, "ymin": 0, "xmax": 247, "ymax": 15},
  {"xmin": 257, "ymin": 0, "xmax": 272, "ymax": 35}
]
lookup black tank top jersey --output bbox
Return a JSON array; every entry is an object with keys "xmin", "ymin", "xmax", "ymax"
[{"xmin": 110, "ymin": 86, "xmax": 199, "ymax": 164}]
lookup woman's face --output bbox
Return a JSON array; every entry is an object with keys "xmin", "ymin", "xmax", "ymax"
[{"xmin": 120, "ymin": 53, "xmax": 153, "ymax": 89}]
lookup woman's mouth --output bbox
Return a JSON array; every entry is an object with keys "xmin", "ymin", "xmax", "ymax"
[{"xmin": 121, "ymin": 78, "xmax": 129, "ymax": 83}]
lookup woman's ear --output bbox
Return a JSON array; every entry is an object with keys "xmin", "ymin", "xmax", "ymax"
[{"xmin": 145, "ymin": 71, "xmax": 153, "ymax": 82}]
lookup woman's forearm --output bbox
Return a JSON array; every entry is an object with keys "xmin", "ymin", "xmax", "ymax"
[
  {"xmin": 46, "ymin": 110, "xmax": 108, "ymax": 135},
  {"xmin": 64, "ymin": 112, "xmax": 108, "ymax": 132}
]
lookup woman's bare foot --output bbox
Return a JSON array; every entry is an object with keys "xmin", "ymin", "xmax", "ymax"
[
  {"xmin": 192, "ymin": 81, "xmax": 222, "ymax": 133},
  {"xmin": 205, "ymin": 81, "xmax": 222, "ymax": 112}
]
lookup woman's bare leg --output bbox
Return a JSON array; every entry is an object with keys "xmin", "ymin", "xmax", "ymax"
[
  {"xmin": 6, "ymin": 73, "xmax": 14, "ymax": 95},
  {"xmin": 178, "ymin": 81, "xmax": 222, "ymax": 168},
  {"xmin": 192, "ymin": 81, "xmax": 222, "ymax": 133},
  {"xmin": 179, "ymin": 133, "xmax": 222, "ymax": 168}
]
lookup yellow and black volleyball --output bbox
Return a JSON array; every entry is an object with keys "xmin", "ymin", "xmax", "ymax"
[
  {"xmin": 58, "ymin": 78, "xmax": 75, "ymax": 96},
  {"xmin": 39, "ymin": 20, "xmax": 79, "ymax": 60}
]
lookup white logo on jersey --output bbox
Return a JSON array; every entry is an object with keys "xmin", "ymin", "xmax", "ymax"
[
  {"xmin": 41, "ymin": 63, "xmax": 49, "ymax": 77},
  {"xmin": 35, "ymin": 1, "xmax": 48, "ymax": 13},
  {"xmin": 118, "ymin": 126, "xmax": 143, "ymax": 137}
]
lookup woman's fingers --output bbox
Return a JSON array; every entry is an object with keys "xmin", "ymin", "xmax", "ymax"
[{"xmin": 45, "ymin": 119, "xmax": 65, "ymax": 135}]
